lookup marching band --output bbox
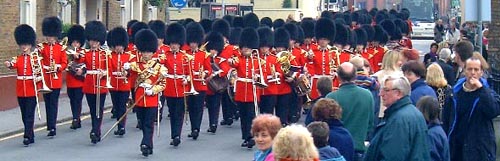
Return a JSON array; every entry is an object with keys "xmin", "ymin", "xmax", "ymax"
[{"xmin": 6, "ymin": 10, "xmax": 401, "ymax": 156}]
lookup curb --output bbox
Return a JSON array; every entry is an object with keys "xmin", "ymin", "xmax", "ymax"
[{"xmin": 0, "ymin": 105, "xmax": 112, "ymax": 140}]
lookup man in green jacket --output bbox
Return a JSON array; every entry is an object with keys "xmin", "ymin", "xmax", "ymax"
[
  {"xmin": 326, "ymin": 62, "xmax": 374, "ymax": 161},
  {"xmin": 364, "ymin": 75, "xmax": 430, "ymax": 161}
]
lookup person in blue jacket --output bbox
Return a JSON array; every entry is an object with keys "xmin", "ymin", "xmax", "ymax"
[
  {"xmin": 417, "ymin": 96, "xmax": 450, "ymax": 161},
  {"xmin": 443, "ymin": 58, "xmax": 500, "ymax": 161},
  {"xmin": 402, "ymin": 60, "xmax": 437, "ymax": 105},
  {"xmin": 307, "ymin": 121, "xmax": 346, "ymax": 161}
]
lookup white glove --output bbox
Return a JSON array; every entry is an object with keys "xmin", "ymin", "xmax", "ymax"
[
  {"xmin": 183, "ymin": 76, "xmax": 190, "ymax": 85},
  {"xmin": 139, "ymin": 83, "xmax": 152, "ymax": 89},
  {"xmin": 123, "ymin": 62, "xmax": 131, "ymax": 70},
  {"xmin": 145, "ymin": 88, "xmax": 154, "ymax": 96}
]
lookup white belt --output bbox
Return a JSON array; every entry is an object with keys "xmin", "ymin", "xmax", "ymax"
[
  {"xmin": 236, "ymin": 78, "xmax": 253, "ymax": 83},
  {"xmin": 193, "ymin": 78, "xmax": 205, "ymax": 82},
  {"xmin": 311, "ymin": 75, "xmax": 333, "ymax": 79},
  {"xmin": 111, "ymin": 72, "xmax": 122, "ymax": 76},
  {"xmin": 192, "ymin": 71, "xmax": 208, "ymax": 76},
  {"xmin": 42, "ymin": 64, "xmax": 62, "ymax": 70},
  {"xmin": 17, "ymin": 76, "xmax": 34, "ymax": 80},
  {"xmin": 165, "ymin": 74, "xmax": 186, "ymax": 79},
  {"xmin": 86, "ymin": 70, "xmax": 103, "ymax": 75}
]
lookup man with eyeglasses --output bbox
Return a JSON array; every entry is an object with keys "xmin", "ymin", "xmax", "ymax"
[
  {"xmin": 364, "ymin": 75, "xmax": 430, "ymax": 161},
  {"xmin": 443, "ymin": 58, "xmax": 500, "ymax": 161}
]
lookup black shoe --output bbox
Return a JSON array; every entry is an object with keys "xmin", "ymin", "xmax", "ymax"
[
  {"xmin": 220, "ymin": 119, "xmax": 233, "ymax": 126},
  {"xmin": 247, "ymin": 139, "xmax": 255, "ymax": 149},
  {"xmin": 47, "ymin": 129, "xmax": 56, "ymax": 137},
  {"xmin": 170, "ymin": 137, "xmax": 181, "ymax": 146},
  {"xmin": 23, "ymin": 138, "xmax": 32, "ymax": 146},
  {"xmin": 140, "ymin": 144, "xmax": 150, "ymax": 157},
  {"xmin": 207, "ymin": 125, "xmax": 217, "ymax": 134},
  {"xmin": 241, "ymin": 140, "xmax": 248, "ymax": 147},
  {"xmin": 114, "ymin": 128, "xmax": 126, "ymax": 136},
  {"xmin": 187, "ymin": 130, "xmax": 199, "ymax": 140},
  {"xmin": 90, "ymin": 132, "xmax": 101, "ymax": 144},
  {"xmin": 70, "ymin": 120, "xmax": 81, "ymax": 129}
]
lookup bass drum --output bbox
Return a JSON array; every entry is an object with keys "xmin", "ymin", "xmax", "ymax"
[{"xmin": 227, "ymin": 68, "xmax": 237, "ymax": 105}]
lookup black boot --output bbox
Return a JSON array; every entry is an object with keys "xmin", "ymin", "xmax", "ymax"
[
  {"xmin": 47, "ymin": 129, "xmax": 56, "ymax": 137},
  {"xmin": 247, "ymin": 139, "xmax": 255, "ymax": 149},
  {"xmin": 140, "ymin": 144, "xmax": 151, "ymax": 157},
  {"xmin": 220, "ymin": 119, "xmax": 233, "ymax": 126},
  {"xmin": 23, "ymin": 138, "xmax": 33, "ymax": 146},
  {"xmin": 240, "ymin": 140, "xmax": 248, "ymax": 147},
  {"xmin": 90, "ymin": 132, "xmax": 101, "ymax": 144},
  {"xmin": 207, "ymin": 125, "xmax": 217, "ymax": 134},
  {"xmin": 114, "ymin": 128, "xmax": 126, "ymax": 136},
  {"xmin": 187, "ymin": 130, "xmax": 199, "ymax": 140},
  {"xmin": 70, "ymin": 119, "xmax": 81, "ymax": 129},
  {"xmin": 170, "ymin": 136, "xmax": 181, "ymax": 147}
]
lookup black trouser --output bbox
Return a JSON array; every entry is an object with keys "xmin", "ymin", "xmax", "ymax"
[
  {"xmin": 259, "ymin": 95, "xmax": 277, "ymax": 114},
  {"xmin": 18, "ymin": 97, "xmax": 36, "ymax": 140},
  {"xmin": 67, "ymin": 87, "xmax": 83, "ymax": 121},
  {"xmin": 136, "ymin": 107, "xmax": 156, "ymax": 148},
  {"xmin": 85, "ymin": 93, "xmax": 106, "ymax": 136},
  {"xmin": 110, "ymin": 91, "xmax": 130, "ymax": 128},
  {"xmin": 288, "ymin": 89, "xmax": 300, "ymax": 123},
  {"xmin": 160, "ymin": 95, "xmax": 167, "ymax": 118},
  {"xmin": 237, "ymin": 102, "xmax": 256, "ymax": 140},
  {"xmin": 206, "ymin": 93, "xmax": 221, "ymax": 127},
  {"xmin": 276, "ymin": 93, "xmax": 291, "ymax": 125},
  {"xmin": 166, "ymin": 97, "xmax": 185, "ymax": 139},
  {"xmin": 43, "ymin": 89, "xmax": 60, "ymax": 131},
  {"xmin": 188, "ymin": 92, "xmax": 206, "ymax": 131},
  {"xmin": 221, "ymin": 91, "xmax": 236, "ymax": 121}
]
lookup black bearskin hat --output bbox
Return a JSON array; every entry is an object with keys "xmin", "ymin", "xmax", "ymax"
[
  {"xmin": 351, "ymin": 12, "xmax": 360, "ymax": 23},
  {"xmin": 233, "ymin": 16, "xmax": 244, "ymax": 28},
  {"xmin": 42, "ymin": 16, "xmax": 62, "ymax": 37},
  {"xmin": 369, "ymin": 8, "xmax": 378, "ymax": 17},
  {"xmin": 334, "ymin": 23, "xmax": 348, "ymax": 45},
  {"xmin": 260, "ymin": 17, "xmax": 273, "ymax": 28},
  {"xmin": 165, "ymin": 23, "xmax": 186, "ymax": 45},
  {"xmin": 212, "ymin": 19, "xmax": 231, "ymax": 38},
  {"xmin": 273, "ymin": 19, "xmax": 285, "ymax": 30},
  {"xmin": 200, "ymin": 19, "xmax": 213, "ymax": 33},
  {"xmin": 320, "ymin": 11, "xmax": 334, "ymax": 19},
  {"xmin": 67, "ymin": 25, "xmax": 86, "ymax": 45},
  {"xmin": 297, "ymin": 26, "xmax": 305, "ymax": 44},
  {"xmin": 315, "ymin": 18, "xmax": 336, "ymax": 42},
  {"xmin": 354, "ymin": 28, "xmax": 367, "ymax": 47},
  {"xmin": 135, "ymin": 29, "xmax": 158, "ymax": 53},
  {"xmin": 183, "ymin": 18, "xmax": 195, "ymax": 27},
  {"xmin": 301, "ymin": 18, "xmax": 315, "ymax": 39},
  {"xmin": 349, "ymin": 29, "xmax": 357, "ymax": 47},
  {"xmin": 186, "ymin": 22, "xmax": 205, "ymax": 44},
  {"xmin": 380, "ymin": 19, "xmax": 402, "ymax": 40},
  {"xmin": 361, "ymin": 24, "xmax": 375, "ymax": 42},
  {"xmin": 14, "ymin": 24, "xmax": 36, "ymax": 46},
  {"xmin": 243, "ymin": 13, "xmax": 260, "ymax": 29},
  {"xmin": 400, "ymin": 8, "xmax": 410, "ymax": 20},
  {"xmin": 257, "ymin": 27, "xmax": 274, "ymax": 48},
  {"xmin": 130, "ymin": 22, "xmax": 149, "ymax": 43},
  {"xmin": 205, "ymin": 31, "xmax": 225, "ymax": 54},
  {"xmin": 222, "ymin": 15, "xmax": 234, "ymax": 26},
  {"xmin": 107, "ymin": 27, "xmax": 129, "ymax": 48},
  {"xmin": 85, "ymin": 21, "xmax": 106, "ymax": 45},
  {"xmin": 148, "ymin": 20, "xmax": 166, "ymax": 40},
  {"xmin": 394, "ymin": 19, "xmax": 409, "ymax": 35},
  {"xmin": 239, "ymin": 27, "xmax": 259, "ymax": 49},
  {"xmin": 274, "ymin": 27, "xmax": 290, "ymax": 49},
  {"xmin": 229, "ymin": 27, "xmax": 242, "ymax": 46},
  {"xmin": 283, "ymin": 23, "xmax": 298, "ymax": 41},
  {"xmin": 127, "ymin": 20, "xmax": 139, "ymax": 31},
  {"xmin": 374, "ymin": 25, "xmax": 389, "ymax": 44}
]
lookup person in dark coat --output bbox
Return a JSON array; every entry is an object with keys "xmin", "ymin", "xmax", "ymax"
[
  {"xmin": 364, "ymin": 75, "xmax": 430, "ymax": 161},
  {"xmin": 305, "ymin": 76, "xmax": 333, "ymax": 126},
  {"xmin": 416, "ymin": 96, "xmax": 450, "ymax": 161},
  {"xmin": 443, "ymin": 58, "xmax": 500, "ymax": 161},
  {"xmin": 312, "ymin": 98, "xmax": 354, "ymax": 161},
  {"xmin": 436, "ymin": 48, "xmax": 455, "ymax": 86},
  {"xmin": 307, "ymin": 121, "xmax": 347, "ymax": 161},
  {"xmin": 423, "ymin": 43, "xmax": 439, "ymax": 66},
  {"xmin": 402, "ymin": 60, "xmax": 437, "ymax": 105}
]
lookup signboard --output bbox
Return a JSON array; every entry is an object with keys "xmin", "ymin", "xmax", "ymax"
[
  {"xmin": 464, "ymin": 0, "xmax": 491, "ymax": 21},
  {"xmin": 171, "ymin": 0, "xmax": 187, "ymax": 9},
  {"xmin": 211, "ymin": 6, "xmax": 222, "ymax": 10},
  {"xmin": 226, "ymin": 6, "xmax": 237, "ymax": 11}
]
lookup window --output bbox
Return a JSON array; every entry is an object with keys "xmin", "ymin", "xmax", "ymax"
[{"xmin": 20, "ymin": 0, "xmax": 37, "ymax": 29}]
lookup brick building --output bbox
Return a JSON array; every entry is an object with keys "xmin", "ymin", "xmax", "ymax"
[{"xmin": 0, "ymin": 0, "xmax": 165, "ymax": 110}]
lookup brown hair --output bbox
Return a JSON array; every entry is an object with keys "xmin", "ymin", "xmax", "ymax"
[
  {"xmin": 416, "ymin": 96, "xmax": 441, "ymax": 123},
  {"xmin": 472, "ymin": 52, "xmax": 489, "ymax": 70},
  {"xmin": 312, "ymin": 98, "xmax": 342, "ymax": 121},
  {"xmin": 251, "ymin": 114, "xmax": 283, "ymax": 139}
]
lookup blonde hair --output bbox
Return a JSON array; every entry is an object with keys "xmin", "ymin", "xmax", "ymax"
[
  {"xmin": 426, "ymin": 63, "xmax": 448, "ymax": 87},
  {"xmin": 437, "ymin": 41, "xmax": 449, "ymax": 54},
  {"xmin": 472, "ymin": 52, "xmax": 490, "ymax": 70},
  {"xmin": 381, "ymin": 50, "xmax": 401, "ymax": 71},
  {"xmin": 273, "ymin": 124, "xmax": 319, "ymax": 161}
]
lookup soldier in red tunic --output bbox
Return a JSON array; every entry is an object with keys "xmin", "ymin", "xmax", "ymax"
[
  {"xmin": 106, "ymin": 27, "xmax": 131, "ymax": 136},
  {"xmin": 300, "ymin": 18, "xmax": 318, "ymax": 76},
  {"xmin": 148, "ymin": 20, "xmax": 168, "ymax": 122},
  {"xmin": 257, "ymin": 27, "xmax": 279, "ymax": 114},
  {"xmin": 353, "ymin": 28, "xmax": 369, "ymax": 60},
  {"xmin": 128, "ymin": 29, "xmax": 167, "ymax": 157},
  {"xmin": 230, "ymin": 27, "xmax": 264, "ymax": 149},
  {"xmin": 370, "ymin": 25, "xmax": 389, "ymax": 73},
  {"xmin": 204, "ymin": 32, "xmax": 225, "ymax": 134},
  {"xmin": 5, "ymin": 25, "xmax": 39, "ymax": 146},
  {"xmin": 185, "ymin": 22, "xmax": 212, "ymax": 140},
  {"xmin": 361, "ymin": 24, "xmax": 377, "ymax": 73},
  {"xmin": 273, "ymin": 28, "xmax": 293, "ymax": 125},
  {"xmin": 163, "ymin": 23, "xmax": 189, "ymax": 147},
  {"xmin": 66, "ymin": 24, "xmax": 86, "ymax": 130},
  {"xmin": 38, "ymin": 17, "xmax": 68, "ymax": 137},
  {"xmin": 81, "ymin": 21, "xmax": 109, "ymax": 144},
  {"xmin": 308, "ymin": 18, "xmax": 337, "ymax": 100}
]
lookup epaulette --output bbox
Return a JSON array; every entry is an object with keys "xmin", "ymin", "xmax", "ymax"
[
  {"xmin": 233, "ymin": 45, "xmax": 239, "ymax": 50},
  {"xmin": 37, "ymin": 43, "xmax": 45, "ymax": 50},
  {"xmin": 204, "ymin": 51, "xmax": 211, "ymax": 58}
]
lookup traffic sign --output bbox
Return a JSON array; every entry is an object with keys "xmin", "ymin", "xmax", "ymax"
[{"xmin": 171, "ymin": 0, "xmax": 187, "ymax": 9}]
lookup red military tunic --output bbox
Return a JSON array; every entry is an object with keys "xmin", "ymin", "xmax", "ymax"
[
  {"xmin": 371, "ymin": 46, "xmax": 388, "ymax": 73},
  {"xmin": 185, "ymin": 49, "xmax": 213, "ymax": 92},
  {"xmin": 129, "ymin": 60, "xmax": 167, "ymax": 107},
  {"xmin": 260, "ymin": 53, "xmax": 279, "ymax": 96},
  {"xmin": 82, "ymin": 48, "xmax": 109, "ymax": 94},
  {"xmin": 364, "ymin": 45, "xmax": 377, "ymax": 71},
  {"xmin": 126, "ymin": 43, "xmax": 136, "ymax": 53},
  {"xmin": 129, "ymin": 45, "xmax": 165, "ymax": 91},
  {"xmin": 339, "ymin": 49, "xmax": 353, "ymax": 64},
  {"xmin": 273, "ymin": 50, "xmax": 292, "ymax": 95},
  {"xmin": 162, "ymin": 50, "xmax": 189, "ymax": 98},
  {"xmin": 37, "ymin": 42, "xmax": 68, "ymax": 89},
  {"xmin": 109, "ymin": 51, "xmax": 132, "ymax": 92},
  {"xmin": 309, "ymin": 47, "xmax": 337, "ymax": 99},
  {"xmin": 231, "ymin": 55, "xmax": 263, "ymax": 102},
  {"xmin": 9, "ymin": 54, "xmax": 38, "ymax": 97},
  {"xmin": 301, "ymin": 43, "xmax": 318, "ymax": 75},
  {"xmin": 66, "ymin": 48, "xmax": 86, "ymax": 88}
]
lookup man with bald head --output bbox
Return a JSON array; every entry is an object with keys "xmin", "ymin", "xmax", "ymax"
[{"xmin": 326, "ymin": 62, "xmax": 374, "ymax": 160}]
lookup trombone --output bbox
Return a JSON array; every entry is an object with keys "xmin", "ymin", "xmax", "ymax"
[
  {"xmin": 96, "ymin": 50, "xmax": 113, "ymax": 119},
  {"xmin": 29, "ymin": 48, "xmax": 52, "ymax": 120}
]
